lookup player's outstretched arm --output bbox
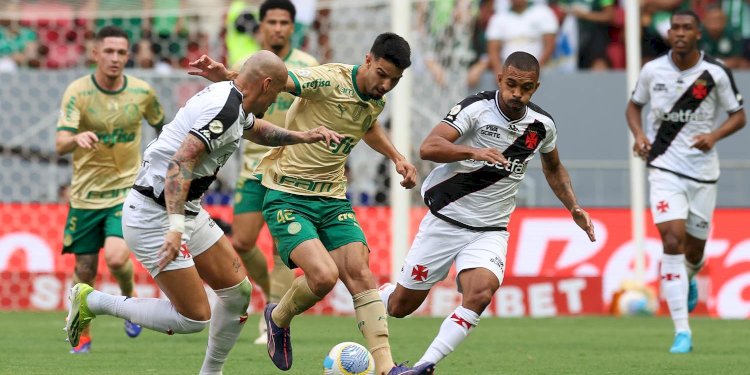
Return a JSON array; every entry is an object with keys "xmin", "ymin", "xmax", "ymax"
[
  {"xmin": 625, "ymin": 101, "xmax": 650, "ymax": 160},
  {"xmin": 540, "ymin": 147, "xmax": 596, "ymax": 242},
  {"xmin": 188, "ymin": 55, "xmax": 238, "ymax": 82},
  {"xmin": 363, "ymin": 120, "xmax": 417, "ymax": 188},
  {"xmin": 55, "ymin": 130, "xmax": 99, "ymax": 155},
  {"xmin": 692, "ymin": 108, "xmax": 745, "ymax": 152},
  {"xmin": 243, "ymin": 119, "xmax": 343, "ymax": 147},
  {"xmin": 159, "ymin": 133, "xmax": 206, "ymax": 270},
  {"xmin": 420, "ymin": 122, "xmax": 509, "ymax": 166}
]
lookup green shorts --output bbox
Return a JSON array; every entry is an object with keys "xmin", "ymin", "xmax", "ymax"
[
  {"xmin": 233, "ymin": 176, "xmax": 267, "ymax": 214},
  {"xmin": 262, "ymin": 189, "xmax": 367, "ymax": 268},
  {"xmin": 62, "ymin": 204, "xmax": 124, "ymax": 255}
]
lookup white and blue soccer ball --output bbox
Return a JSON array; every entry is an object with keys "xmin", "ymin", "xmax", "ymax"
[
  {"xmin": 323, "ymin": 342, "xmax": 375, "ymax": 375},
  {"xmin": 615, "ymin": 288, "xmax": 658, "ymax": 316}
]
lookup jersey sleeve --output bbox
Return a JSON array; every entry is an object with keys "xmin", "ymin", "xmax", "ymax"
[
  {"xmin": 188, "ymin": 94, "xmax": 241, "ymax": 153},
  {"xmin": 57, "ymin": 84, "xmax": 81, "ymax": 133},
  {"xmin": 440, "ymin": 99, "xmax": 475, "ymax": 136},
  {"xmin": 630, "ymin": 66, "xmax": 651, "ymax": 106},
  {"xmin": 540, "ymin": 120, "xmax": 557, "ymax": 154},
  {"xmin": 287, "ymin": 65, "xmax": 335, "ymax": 100},
  {"xmin": 716, "ymin": 68, "xmax": 743, "ymax": 113},
  {"xmin": 144, "ymin": 87, "xmax": 165, "ymax": 127}
]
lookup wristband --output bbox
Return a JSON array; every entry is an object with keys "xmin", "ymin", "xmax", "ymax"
[{"xmin": 169, "ymin": 214, "xmax": 185, "ymax": 233}]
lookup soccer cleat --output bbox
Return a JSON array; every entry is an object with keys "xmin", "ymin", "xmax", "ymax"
[
  {"xmin": 264, "ymin": 303, "xmax": 292, "ymax": 370},
  {"xmin": 254, "ymin": 311, "xmax": 268, "ymax": 345},
  {"xmin": 69, "ymin": 335, "xmax": 92, "ymax": 354},
  {"xmin": 124, "ymin": 319, "xmax": 142, "ymax": 338},
  {"xmin": 687, "ymin": 278, "xmax": 698, "ymax": 313},
  {"xmin": 669, "ymin": 331, "xmax": 693, "ymax": 354},
  {"xmin": 65, "ymin": 283, "xmax": 96, "ymax": 348},
  {"xmin": 387, "ymin": 361, "xmax": 436, "ymax": 375}
]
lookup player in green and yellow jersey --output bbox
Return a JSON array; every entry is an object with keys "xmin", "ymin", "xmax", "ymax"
[
  {"xmin": 230, "ymin": 0, "xmax": 319, "ymax": 346},
  {"xmin": 55, "ymin": 26, "xmax": 164, "ymax": 353},
  {"xmin": 189, "ymin": 33, "xmax": 434, "ymax": 375}
]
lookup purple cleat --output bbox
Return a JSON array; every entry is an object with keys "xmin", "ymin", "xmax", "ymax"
[
  {"xmin": 388, "ymin": 361, "xmax": 436, "ymax": 375},
  {"xmin": 264, "ymin": 303, "xmax": 292, "ymax": 370}
]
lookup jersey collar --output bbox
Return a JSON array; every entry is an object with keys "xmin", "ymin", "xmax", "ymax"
[
  {"xmin": 90, "ymin": 74, "xmax": 127, "ymax": 95},
  {"xmin": 351, "ymin": 65, "xmax": 371, "ymax": 101},
  {"xmin": 667, "ymin": 50, "xmax": 704, "ymax": 73},
  {"xmin": 495, "ymin": 90, "xmax": 526, "ymax": 123}
]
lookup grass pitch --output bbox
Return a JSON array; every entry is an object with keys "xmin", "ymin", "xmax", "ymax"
[{"xmin": 1, "ymin": 311, "xmax": 748, "ymax": 374}]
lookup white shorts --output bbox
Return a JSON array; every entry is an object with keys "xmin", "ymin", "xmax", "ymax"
[
  {"xmin": 648, "ymin": 168, "xmax": 717, "ymax": 240},
  {"xmin": 122, "ymin": 190, "xmax": 224, "ymax": 277},
  {"xmin": 397, "ymin": 212, "xmax": 508, "ymax": 292}
]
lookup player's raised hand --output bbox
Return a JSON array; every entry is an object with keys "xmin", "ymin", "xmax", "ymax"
[
  {"xmin": 395, "ymin": 158, "xmax": 417, "ymax": 189},
  {"xmin": 306, "ymin": 126, "xmax": 343, "ymax": 146},
  {"xmin": 74, "ymin": 131, "xmax": 99, "ymax": 149},
  {"xmin": 471, "ymin": 147, "xmax": 509, "ymax": 167},
  {"xmin": 691, "ymin": 133, "xmax": 717, "ymax": 152},
  {"xmin": 571, "ymin": 206, "xmax": 596, "ymax": 242},
  {"xmin": 157, "ymin": 231, "xmax": 183, "ymax": 271},
  {"xmin": 633, "ymin": 134, "xmax": 651, "ymax": 160},
  {"xmin": 188, "ymin": 55, "xmax": 230, "ymax": 82}
]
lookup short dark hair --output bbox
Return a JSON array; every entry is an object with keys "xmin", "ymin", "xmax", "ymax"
[
  {"xmin": 503, "ymin": 51, "xmax": 540, "ymax": 75},
  {"xmin": 671, "ymin": 9, "xmax": 701, "ymax": 27},
  {"xmin": 260, "ymin": 0, "xmax": 296, "ymax": 22},
  {"xmin": 370, "ymin": 32, "xmax": 411, "ymax": 70},
  {"xmin": 96, "ymin": 25, "xmax": 129, "ymax": 44}
]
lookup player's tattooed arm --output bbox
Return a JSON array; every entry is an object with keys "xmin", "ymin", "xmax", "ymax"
[
  {"xmin": 164, "ymin": 134, "xmax": 206, "ymax": 216},
  {"xmin": 243, "ymin": 119, "xmax": 343, "ymax": 146},
  {"xmin": 541, "ymin": 148, "xmax": 596, "ymax": 242}
]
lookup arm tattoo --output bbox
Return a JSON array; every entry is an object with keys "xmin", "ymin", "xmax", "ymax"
[
  {"xmin": 249, "ymin": 121, "xmax": 301, "ymax": 146},
  {"xmin": 165, "ymin": 136, "xmax": 204, "ymax": 215}
]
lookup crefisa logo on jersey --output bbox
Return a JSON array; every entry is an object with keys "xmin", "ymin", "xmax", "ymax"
[{"xmin": 655, "ymin": 109, "xmax": 707, "ymax": 122}]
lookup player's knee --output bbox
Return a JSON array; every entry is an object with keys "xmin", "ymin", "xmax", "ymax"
[
  {"xmin": 307, "ymin": 270, "xmax": 339, "ymax": 296},
  {"xmin": 74, "ymin": 264, "xmax": 98, "ymax": 284},
  {"xmin": 387, "ymin": 294, "xmax": 417, "ymax": 318},
  {"xmin": 232, "ymin": 235, "xmax": 258, "ymax": 253},
  {"xmin": 463, "ymin": 288, "xmax": 495, "ymax": 313},
  {"xmin": 104, "ymin": 254, "xmax": 129, "ymax": 270},
  {"xmin": 661, "ymin": 233, "xmax": 684, "ymax": 253},
  {"xmin": 174, "ymin": 312, "xmax": 209, "ymax": 334},
  {"xmin": 214, "ymin": 278, "xmax": 253, "ymax": 313}
]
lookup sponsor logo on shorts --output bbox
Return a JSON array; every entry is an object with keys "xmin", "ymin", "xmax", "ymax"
[
  {"xmin": 490, "ymin": 256, "xmax": 504, "ymax": 273},
  {"xmin": 63, "ymin": 233, "xmax": 73, "ymax": 247},
  {"xmin": 288, "ymin": 222, "xmax": 302, "ymax": 235},
  {"xmin": 180, "ymin": 243, "xmax": 191, "ymax": 259}
]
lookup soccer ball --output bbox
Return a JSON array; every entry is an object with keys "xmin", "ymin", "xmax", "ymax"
[
  {"xmin": 323, "ymin": 342, "xmax": 375, "ymax": 375},
  {"xmin": 612, "ymin": 287, "xmax": 658, "ymax": 316}
]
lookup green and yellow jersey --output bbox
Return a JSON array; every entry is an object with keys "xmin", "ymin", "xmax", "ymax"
[
  {"xmin": 57, "ymin": 74, "xmax": 164, "ymax": 209},
  {"xmin": 258, "ymin": 63, "xmax": 385, "ymax": 199},
  {"xmin": 234, "ymin": 48, "xmax": 319, "ymax": 180}
]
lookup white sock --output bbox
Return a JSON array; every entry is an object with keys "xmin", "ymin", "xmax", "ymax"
[
  {"xmin": 416, "ymin": 305, "xmax": 479, "ymax": 366},
  {"xmin": 86, "ymin": 290, "xmax": 207, "ymax": 334},
  {"xmin": 378, "ymin": 283, "xmax": 396, "ymax": 313},
  {"xmin": 685, "ymin": 253, "xmax": 706, "ymax": 280},
  {"xmin": 661, "ymin": 254, "xmax": 690, "ymax": 334},
  {"xmin": 200, "ymin": 278, "xmax": 252, "ymax": 375}
]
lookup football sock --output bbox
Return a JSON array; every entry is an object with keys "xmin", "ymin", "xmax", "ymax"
[
  {"xmin": 661, "ymin": 254, "xmax": 690, "ymax": 333},
  {"xmin": 269, "ymin": 252, "xmax": 295, "ymax": 304},
  {"xmin": 272, "ymin": 276, "xmax": 322, "ymax": 328},
  {"xmin": 109, "ymin": 258, "xmax": 135, "ymax": 297},
  {"xmin": 86, "ymin": 290, "xmax": 208, "ymax": 334},
  {"xmin": 353, "ymin": 289, "xmax": 393, "ymax": 375},
  {"xmin": 238, "ymin": 246, "xmax": 270, "ymax": 301},
  {"xmin": 73, "ymin": 275, "xmax": 95, "ymax": 337},
  {"xmin": 377, "ymin": 283, "xmax": 396, "ymax": 313},
  {"xmin": 685, "ymin": 252, "xmax": 706, "ymax": 279},
  {"xmin": 417, "ymin": 305, "xmax": 479, "ymax": 366},
  {"xmin": 200, "ymin": 278, "xmax": 252, "ymax": 375}
]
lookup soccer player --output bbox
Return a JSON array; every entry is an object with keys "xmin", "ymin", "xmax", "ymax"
[
  {"xmin": 188, "ymin": 33, "xmax": 429, "ymax": 375},
  {"xmin": 625, "ymin": 10, "xmax": 745, "ymax": 353},
  {"xmin": 230, "ymin": 0, "xmax": 319, "ymax": 346},
  {"xmin": 64, "ymin": 51, "xmax": 342, "ymax": 374},
  {"xmin": 378, "ymin": 51, "xmax": 596, "ymax": 371},
  {"xmin": 55, "ymin": 25, "xmax": 165, "ymax": 353}
]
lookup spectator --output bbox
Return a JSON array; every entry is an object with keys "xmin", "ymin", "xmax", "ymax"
[
  {"xmin": 225, "ymin": 0, "xmax": 261, "ymax": 68},
  {"xmin": 0, "ymin": 15, "xmax": 39, "ymax": 70},
  {"xmin": 700, "ymin": 5, "xmax": 748, "ymax": 68},
  {"xmin": 640, "ymin": 0, "xmax": 689, "ymax": 62},
  {"xmin": 561, "ymin": 0, "xmax": 615, "ymax": 70},
  {"xmin": 486, "ymin": 0, "xmax": 559, "ymax": 75},
  {"xmin": 718, "ymin": 0, "xmax": 750, "ymax": 66},
  {"xmin": 290, "ymin": 0, "xmax": 316, "ymax": 49},
  {"xmin": 467, "ymin": 0, "xmax": 496, "ymax": 91}
]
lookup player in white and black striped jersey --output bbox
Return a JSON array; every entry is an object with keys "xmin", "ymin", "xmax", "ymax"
[
  {"xmin": 626, "ymin": 9, "xmax": 745, "ymax": 354},
  {"xmin": 378, "ymin": 51, "xmax": 595, "ymax": 371}
]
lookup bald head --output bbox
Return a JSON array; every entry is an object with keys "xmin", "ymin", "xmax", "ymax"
[{"xmin": 239, "ymin": 50, "xmax": 287, "ymax": 85}]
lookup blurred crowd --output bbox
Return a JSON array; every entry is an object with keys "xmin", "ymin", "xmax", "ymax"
[{"xmin": 1, "ymin": 0, "xmax": 749, "ymax": 73}]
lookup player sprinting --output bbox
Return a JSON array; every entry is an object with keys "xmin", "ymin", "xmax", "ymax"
[
  {"xmin": 189, "ymin": 33, "xmax": 430, "ymax": 375},
  {"xmin": 625, "ymin": 9, "xmax": 745, "ymax": 353},
  {"xmin": 230, "ymin": 0, "xmax": 319, "ymax": 346},
  {"xmin": 378, "ymin": 51, "xmax": 596, "ymax": 371},
  {"xmin": 64, "ymin": 51, "xmax": 342, "ymax": 373},
  {"xmin": 55, "ymin": 26, "xmax": 165, "ymax": 353}
]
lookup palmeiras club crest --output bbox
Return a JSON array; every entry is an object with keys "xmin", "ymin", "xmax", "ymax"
[
  {"xmin": 525, "ymin": 130, "xmax": 539, "ymax": 149},
  {"xmin": 692, "ymin": 79, "xmax": 708, "ymax": 100}
]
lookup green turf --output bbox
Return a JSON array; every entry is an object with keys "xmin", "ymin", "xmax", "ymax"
[{"xmin": 1, "ymin": 311, "xmax": 748, "ymax": 374}]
